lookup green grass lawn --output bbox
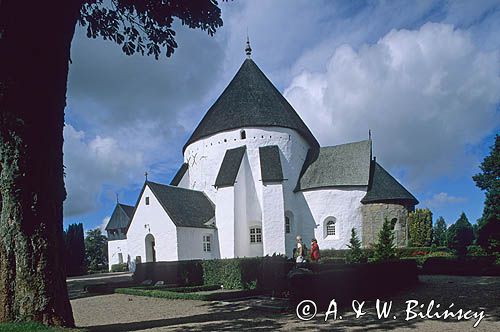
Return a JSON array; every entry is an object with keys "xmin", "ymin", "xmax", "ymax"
[{"xmin": 0, "ymin": 322, "xmax": 85, "ymax": 332}]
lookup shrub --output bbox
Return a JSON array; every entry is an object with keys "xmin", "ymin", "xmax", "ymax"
[
  {"xmin": 467, "ymin": 245, "xmax": 488, "ymax": 256},
  {"xmin": 346, "ymin": 228, "xmax": 366, "ymax": 263},
  {"xmin": 447, "ymin": 213, "xmax": 474, "ymax": 257},
  {"xmin": 115, "ymin": 286, "xmax": 262, "ymax": 301},
  {"xmin": 110, "ymin": 263, "xmax": 128, "ymax": 272},
  {"xmin": 133, "ymin": 260, "xmax": 204, "ymax": 286},
  {"xmin": 202, "ymin": 257, "xmax": 262, "ymax": 289},
  {"xmin": 373, "ymin": 218, "xmax": 397, "ymax": 262},
  {"xmin": 422, "ymin": 256, "xmax": 499, "ymax": 276}
]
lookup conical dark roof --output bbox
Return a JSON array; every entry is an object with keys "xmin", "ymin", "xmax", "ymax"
[
  {"xmin": 361, "ymin": 161, "xmax": 418, "ymax": 205},
  {"xmin": 183, "ymin": 59, "xmax": 319, "ymax": 151}
]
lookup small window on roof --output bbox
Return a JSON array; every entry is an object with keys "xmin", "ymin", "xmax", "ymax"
[
  {"xmin": 240, "ymin": 130, "xmax": 246, "ymax": 139},
  {"xmin": 145, "ymin": 196, "xmax": 150, "ymax": 205}
]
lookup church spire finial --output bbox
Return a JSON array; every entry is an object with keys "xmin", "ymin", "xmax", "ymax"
[
  {"xmin": 245, "ymin": 33, "xmax": 252, "ymax": 59},
  {"xmin": 144, "ymin": 171, "xmax": 148, "ymax": 181}
]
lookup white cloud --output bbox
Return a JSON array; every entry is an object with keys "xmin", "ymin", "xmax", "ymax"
[
  {"xmin": 423, "ymin": 192, "xmax": 467, "ymax": 208},
  {"xmin": 63, "ymin": 124, "xmax": 144, "ymax": 216},
  {"xmin": 99, "ymin": 216, "xmax": 111, "ymax": 233},
  {"xmin": 284, "ymin": 22, "xmax": 500, "ymax": 188}
]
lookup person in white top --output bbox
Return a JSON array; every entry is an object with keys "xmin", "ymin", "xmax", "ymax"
[{"xmin": 295, "ymin": 235, "xmax": 306, "ymax": 263}]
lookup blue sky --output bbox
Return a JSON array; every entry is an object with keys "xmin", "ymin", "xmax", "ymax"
[{"xmin": 64, "ymin": 0, "xmax": 500, "ymax": 233}]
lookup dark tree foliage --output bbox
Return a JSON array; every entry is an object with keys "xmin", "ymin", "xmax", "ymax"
[
  {"xmin": 432, "ymin": 216, "xmax": 447, "ymax": 246},
  {"xmin": 0, "ymin": 0, "xmax": 223, "ymax": 326},
  {"xmin": 447, "ymin": 212, "xmax": 474, "ymax": 258},
  {"xmin": 79, "ymin": 0, "xmax": 223, "ymax": 59},
  {"xmin": 85, "ymin": 229, "xmax": 108, "ymax": 272},
  {"xmin": 346, "ymin": 228, "xmax": 365, "ymax": 263},
  {"xmin": 373, "ymin": 218, "xmax": 397, "ymax": 262},
  {"xmin": 408, "ymin": 208, "xmax": 433, "ymax": 247},
  {"xmin": 63, "ymin": 223, "xmax": 86, "ymax": 277},
  {"xmin": 472, "ymin": 135, "xmax": 500, "ymax": 255}
]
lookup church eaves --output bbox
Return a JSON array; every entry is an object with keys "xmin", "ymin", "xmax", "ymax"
[{"xmin": 183, "ymin": 58, "xmax": 319, "ymax": 152}]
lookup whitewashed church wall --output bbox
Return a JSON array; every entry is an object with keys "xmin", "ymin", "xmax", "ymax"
[
  {"xmin": 261, "ymin": 183, "xmax": 286, "ymax": 256},
  {"xmin": 184, "ymin": 127, "xmax": 311, "ymax": 205},
  {"xmin": 215, "ymin": 186, "xmax": 235, "ymax": 258},
  {"xmin": 302, "ymin": 187, "xmax": 367, "ymax": 250},
  {"xmin": 126, "ymin": 185, "xmax": 178, "ymax": 269},
  {"xmin": 108, "ymin": 239, "xmax": 128, "ymax": 271},
  {"xmin": 234, "ymin": 154, "xmax": 246, "ymax": 257},
  {"xmin": 176, "ymin": 227, "xmax": 219, "ymax": 260}
]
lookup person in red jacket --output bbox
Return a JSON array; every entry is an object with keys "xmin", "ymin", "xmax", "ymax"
[{"xmin": 310, "ymin": 238, "xmax": 320, "ymax": 262}]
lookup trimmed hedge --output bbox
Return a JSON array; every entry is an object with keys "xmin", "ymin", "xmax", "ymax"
[
  {"xmin": 133, "ymin": 260, "xmax": 204, "ymax": 286},
  {"xmin": 115, "ymin": 286, "xmax": 263, "ymax": 301},
  {"xmin": 320, "ymin": 247, "xmax": 450, "ymax": 261},
  {"xmin": 288, "ymin": 260, "xmax": 419, "ymax": 309},
  {"xmin": 132, "ymin": 256, "xmax": 294, "ymax": 294},
  {"xmin": 422, "ymin": 256, "xmax": 500, "ymax": 276},
  {"xmin": 110, "ymin": 263, "xmax": 128, "ymax": 272},
  {"xmin": 202, "ymin": 257, "xmax": 261, "ymax": 289},
  {"xmin": 133, "ymin": 284, "xmax": 220, "ymax": 292}
]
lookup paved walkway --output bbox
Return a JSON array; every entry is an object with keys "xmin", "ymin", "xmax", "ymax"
[{"xmin": 71, "ymin": 275, "xmax": 500, "ymax": 331}]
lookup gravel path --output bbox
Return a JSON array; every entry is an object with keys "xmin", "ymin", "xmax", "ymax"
[{"xmin": 71, "ymin": 275, "xmax": 500, "ymax": 331}]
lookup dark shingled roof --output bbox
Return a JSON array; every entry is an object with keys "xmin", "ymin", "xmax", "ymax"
[
  {"xmin": 105, "ymin": 203, "xmax": 134, "ymax": 230},
  {"xmin": 183, "ymin": 59, "xmax": 319, "ymax": 152},
  {"xmin": 170, "ymin": 163, "xmax": 188, "ymax": 186},
  {"xmin": 259, "ymin": 145, "xmax": 284, "ymax": 183},
  {"xmin": 214, "ymin": 146, "xmax": 246, "ymax": 188},
  {"xmin": 361, "ymin": 161, "xmax": 419, "ymax": 205},
  {"xmin": 295, "ymin": 140, "xmax": 372, "ymax": 191},
  {"xmin": 147, "ymin": 181, "xmax": 215, "ymax": 228}
]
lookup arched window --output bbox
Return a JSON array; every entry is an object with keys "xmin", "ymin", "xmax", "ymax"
[
  {"xmin": 285, "ymin": 216, "xmax": 291, "ymax": 233},
  {"xmin": 326, "ymin": 220, "xmax": 336, "ymax": 236},
  {"xmin": 240, "ymin": 130, "xmax": 246, "ymax": 139},
  {"xmin": 324, "ymin": 217, "xmax": 337, "ymax": 238},
  {"xmin": 390, "ymin": 218, "xmax": 398, "ymax": 229},
  {"xmin": 285, "ymin": 211, "xmax": 293, "ymax": 234}
]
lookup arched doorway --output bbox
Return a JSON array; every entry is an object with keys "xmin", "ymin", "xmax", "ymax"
[{"xmin": 145, "ymin": 234, "xmax": 156, "ymax": 262}]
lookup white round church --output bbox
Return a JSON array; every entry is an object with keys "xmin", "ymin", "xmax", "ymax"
[{"xmin": 106, "ymin": 45, "xmax": 418, "ymax": 271}]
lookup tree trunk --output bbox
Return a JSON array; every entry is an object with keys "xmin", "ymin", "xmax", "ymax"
[{"xmin": 0, "ymin": 0, "xmax": 81, "ymax": 326}]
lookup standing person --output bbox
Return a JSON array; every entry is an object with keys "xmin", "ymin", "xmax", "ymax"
[
  {"xmin": 295, "ymin": 235, "xmax": 308, "ymax": 263},
  {"xmin": 310, "ymin": 238, "xmax": 320, "ymax": 262}
]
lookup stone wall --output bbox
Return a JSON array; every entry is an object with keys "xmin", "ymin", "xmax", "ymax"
[{"xmin": 361, "ymin": 203, "xmax": 409, "ymax": 248}]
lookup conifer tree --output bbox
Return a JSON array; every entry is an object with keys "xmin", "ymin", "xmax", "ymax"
[
  {"xmin": 432, "ymin": 217, "xmax": 447, "ymax": 246},
  {"xmin": 63, "ymin": 223, "xmax": 86, "ymax": 276},
  {"xmin": 373, "ymin": 218, "xmax": 397, "ymax": 262},
  {"xmin": 447, "ymin": 212, "xmax": 474, "ymax": 258},
  {"xmin": 346, "ymin": 228, "xmax": 365, "ymax": 263},
  {"xmin": 473, "ymin": 134, "xmax": 500, "ymax": 256},
  {"xmin": 408, "ymin": 208, "xmax": 433, "ymax": 246}
]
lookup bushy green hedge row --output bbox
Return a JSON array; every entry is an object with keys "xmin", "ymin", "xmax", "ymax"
[
  {"xmin": 201, "ymin": 257, "xmax": 262, "ymax": 289},
  {"xmin": 115, "ymin": 286, "xmax": 262, "ymax": 301},
  {"xmin": 422, "ymin": 256, "xmax": 500, "ymax": 275},
  {"xmin": 133, "ymin": 284, "xmax": 220, "ymax": 292},
  {"xmin": 320, "ymin": 246, "xmax": 451, "ymax": 261},
  {"xmin": 132, "ymin": 256, "xmax": 293, "ymax": 292},
  {"xmin": 110, "ymin": 263, "xmax": 128, "ymax": 272}
]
